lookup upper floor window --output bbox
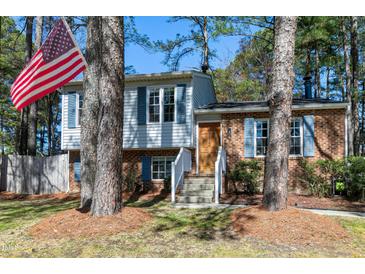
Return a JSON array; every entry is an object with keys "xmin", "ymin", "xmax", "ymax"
[
  {"xmin": 254, "ymin": 118, "xmax": 303, "ymax": 157},
  {"xmin": 76, "ymin": 94, "xmax": 83, "ymax": 126},
  {"xmin": 148, "ymin": 87, "xmax": 175, "ymax": 123},
  {"xmin": 148, "ymin": 88, "xmax": 160, "ymax": 123},
  {"xmin": 163, "ymin": 87, "xmax": 175, "ymax": 122}
]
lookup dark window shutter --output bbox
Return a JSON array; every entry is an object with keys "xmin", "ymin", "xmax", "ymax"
[
  {"xmin": 141, "ymin": 156, "xmax": 151, "ymax": 181},
  {"xmin": 303, "ymin": 115, "xmax": 315, "ymax": 157},
  {"xmin": 244, "ymin": 118, "xmax": 255, "ymax": 158},
  {"xmin": 68, "ymin": 92, "xmax": 77, "ymax": 128},
  {"xmin": 176, "ymin": 84, "xmax": 186, "ymax": 124},
  {"xmin": 74, "ymin": 161, "xmax": 81, "ymax": 182},
  {"xmin": 137, "ymin": 87, "xmax": 147, "ymax": 125}
]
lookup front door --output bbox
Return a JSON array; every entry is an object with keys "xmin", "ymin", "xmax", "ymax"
[{"xmin": 198, "ymin": 123, "xmax": 221, "ymax": 175}]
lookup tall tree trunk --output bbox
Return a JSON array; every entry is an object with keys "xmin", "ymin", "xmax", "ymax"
[
  {"xmin": 342, "ymin": 17, "xmax": 354, "ymax": 156},
  {"xmin": 80, "ymin": 17, "xmax": 101, "ymax": 210},
  {"xmin": 202, "ymin": 16, "xmax": 209, "ymax": 73},
  {"xmin": 314, "ymin": 47, "xmax": 320, "ymax": 98},
  {"xmin": 351, "ymin": 16, "xmax": 359, "ymax": 155},
  {"xmin": 361, "ymin": 81, "xmax": 365, "ymax": 155},
  {"xmin": 326, "ymin": 66, "xmax": 330, "ymax": 99},
  {"xmin": 263, "ymin": 16, "xmax": 297, "ymax": 211},
  {"xmin": 90, "ymin": 17, "xmax": 124, "ymax": 216},
  {"xmin": 18, "ymin": 16, "xmax": 34, "ymax": 155},
  {"xmin": 27, "ymin": 16, "xmax": 43, "ymax": 156},
  {"xmin": 305, "ymin": 47, "xmax": 311, "ymax": 80}
]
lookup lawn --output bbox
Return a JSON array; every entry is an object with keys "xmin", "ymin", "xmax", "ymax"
[{"xmin": 0, "ymin": 195, "xmax": 364, "ymax": 258}]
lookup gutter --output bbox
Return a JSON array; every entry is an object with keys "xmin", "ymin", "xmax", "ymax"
[{"xmin": 194, "ymin": 102, "xmax": 350, "ymax": 114}]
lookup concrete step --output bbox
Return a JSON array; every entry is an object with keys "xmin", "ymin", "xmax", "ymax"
[
  {"xmin": 180, "ymin": 189, "xmax": 214, "ymax": 196},
  {"xmin": 176, "ymin": 196, "xmax": 213, "ymax": 204},
  {"xmin": 182, "ymin": 184, "xmax": 214, "ymax": 191},
  {"xmin": 184, "ymin": 178, "xmax": 215, "ymax": 184}
]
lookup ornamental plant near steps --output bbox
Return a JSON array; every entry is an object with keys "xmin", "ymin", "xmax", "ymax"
[
  {"xmin": 346, "ymin": 157, "xmax": 365, "ymax": 200},
  {"xmin": 228, "ymin": 160, "xmax": 263, "ymax": 195}
]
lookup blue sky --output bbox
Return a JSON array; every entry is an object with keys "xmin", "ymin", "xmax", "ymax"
[{"xmin": 126, "ymin": 17, "xmax": 242, "ymax": 73}]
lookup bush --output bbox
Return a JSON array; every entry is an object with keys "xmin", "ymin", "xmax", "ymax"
[
  {"xmin": 123, "ymin": 167, "xmax": 138, "ymax": 192},
  {"xmin": 163, "ymin": 176, "xmax": 171, "ymax": 192},
  {"xmin": 228, "ymin": 160, "xmax": 262, "ymax": 195},
  {"xmin": 316, "ymin": 159, "xmax": 345, "ymax": 195},
  {"xmin": 346, "ymin": 157, "xmax": 365, "ymax": 200},
  {"xmin": 298, "ymin": 159, "xmax": 330, "ymax": 197}
]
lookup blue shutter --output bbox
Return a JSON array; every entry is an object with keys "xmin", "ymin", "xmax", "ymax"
[
  {"xmin": 176, "ymin": 84, "xmax": 186, "ymax": 124},
  {"xmin": 68, "ymin": 92, "xmax": 77, "ymax": 128},
  {"xmin": 74, "ymin": 161, "xmax": 81, "ymax": 182},
  {"xmin": 137, "ymin": 87, "xmax": 147, "ymax": 125},
  {"xmin": 141, "ymin": 156, "xmax": 151, "ymax": 181},
  {"xmin": 244, "ymin": 118, "xmax": 255, "ymax": 158},
  {"xmin": 303, "ymin": 115, "xmax": 315, "ymax": 157}
]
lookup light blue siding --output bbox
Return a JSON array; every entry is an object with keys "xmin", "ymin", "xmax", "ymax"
[
  {"xmin": 74, "ymin": 161, "xmax": 81, "ymax": 182},
  {"xmin": 303, "ymin": 115, "xmax": 315, "ymax": 157},
  {"xmin": 244, "ymin": 118, "xmax": 255, "ymax": 158}
]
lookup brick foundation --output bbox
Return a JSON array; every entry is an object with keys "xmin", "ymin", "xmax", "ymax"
[{"xmin": 221, "ymin": 109, "xmax": 346, "ymax": 194}]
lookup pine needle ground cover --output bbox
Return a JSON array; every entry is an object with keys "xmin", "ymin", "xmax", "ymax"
[{"xmin": 0, "ymin": 193, "xmax": 364, "ymax": 258}]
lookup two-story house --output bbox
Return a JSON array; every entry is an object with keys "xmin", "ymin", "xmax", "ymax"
[{"xmin": 61, "ymin": 70, "xmax": 349, "ymax": 204}]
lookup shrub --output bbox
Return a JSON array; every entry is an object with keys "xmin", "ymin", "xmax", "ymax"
[
  {"xmin": 298, "ymin": 159, "xmax": 330, "ymax": 197},
  {"xmin": 346, "ymin": 157, "xmax": 365, "ymax": 200},
  {"xmin": 123, "ymin": 167, "xmax": 138, "ymax": 192},
  {"xmin": 163, "ymin": 176, "xmax": 171, "ymax": 192},
  {"xmin": 316, "ymin": 159, "xmax": 345, "ymax": 195},
  {"xmin": 228, "ymin": 160, "xmax": 262, "ymax": 195}
]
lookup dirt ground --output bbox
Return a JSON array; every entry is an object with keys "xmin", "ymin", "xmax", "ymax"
[
  {"xmin": 221, "ymin": 193, "xmax": 365, "ymax": 212},
  {"xmin": 29, "ymin": 207, "xmax": 152, "ymax": 239},
  {"xmin": 0, "ymin": 191, "xmax": 80, "ymax": 201},
  {"xmin": 231, "ymin": 206, "xmax": 350, "ymax": 247}
]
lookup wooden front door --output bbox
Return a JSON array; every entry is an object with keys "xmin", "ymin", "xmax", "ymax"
[{"xmin": 198, "ymin": 123, "xmax": 221, "ymax": 175}]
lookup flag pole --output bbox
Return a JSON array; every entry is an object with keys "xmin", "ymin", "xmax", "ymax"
[{"xmin": 61, "ymin": 17, "xmax": 88, "ymax": 70}]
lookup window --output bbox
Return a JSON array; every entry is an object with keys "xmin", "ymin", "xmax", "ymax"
[
  {"xmin": 148, "ymin": 88, "xmax": 160, "ymax": 123},
  {"xmin": 290, "ymin": 119, "xmax": 302, "ymax": 155},
  {"xmin": 77, "ymin": 94, "xmax": 84, "ymax": 126},
  {"xmin": 255, "ymin": 120, "xmax": 269, "ymax": 156},
  {"xmin": 152, "ymin": 156, "xmax": 175, "ymax": 179},
  {"xmin": 253, "ymin": 118, "xmax": 302, "ymax": 157},
  {"xmin": 163, "ymin": 87, "xmax": 175, "ymax": 122},
  {"xmin": 148, "ymin": 86, "xmax": 176, "ymax": 123}
]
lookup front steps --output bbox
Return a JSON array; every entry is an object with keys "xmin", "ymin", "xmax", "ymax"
[{"xmin": 176, "ymin": 176, "xmax": 214, "ymax": 204}]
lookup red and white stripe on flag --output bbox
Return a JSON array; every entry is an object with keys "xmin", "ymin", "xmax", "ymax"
[{"xmin": 10, "ymin": 18, "xmax": 87, "ymax": 111}]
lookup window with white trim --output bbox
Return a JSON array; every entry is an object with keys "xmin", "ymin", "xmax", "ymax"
[
  {"xmin": 76, "ymin": 94, "xmax": 84, "ymax": 126},
  {"xmin": 152, "ymin": 156, "xmax": 175, "ymax": 180},
  {"xmin": 290, "ymin": 118, "xmax": 302, "ymax": 155},
  {"xmin": 163, "ymin": 87, "xmax": 175, "ymax": 122},
  {"xmin": 254, "ymin": 118, "xmax": 303, "ymax": 157},
  {"xmin": 148, "ymin": 88, "xmax": 160, "ymax": 123},
  {"xmin": 255, "ymin": 120, "xmax": 269, "ymax": 156}
]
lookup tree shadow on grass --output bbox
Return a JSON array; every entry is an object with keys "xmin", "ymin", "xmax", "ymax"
[{"xmin": 123, "ymin": 190, "xmax": 169, "ymax": 208}]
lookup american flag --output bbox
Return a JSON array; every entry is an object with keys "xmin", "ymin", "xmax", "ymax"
[{"xmin": 11, "ymin": 18, "xmax": 87, "ymax": 110}]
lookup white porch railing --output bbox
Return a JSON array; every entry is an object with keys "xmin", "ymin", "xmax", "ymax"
[
  {"xmin": 214, "ymin": 146, "xmax": 226, "ymax": 204},
  {"xmin": 171, "ymin": 148, "xmax": 192, "ymax": 203}
]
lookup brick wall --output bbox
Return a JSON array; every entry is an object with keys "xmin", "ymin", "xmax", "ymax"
[{"xmin": 221, "ymin": 108, "xmax": 346, "ymax": 194}]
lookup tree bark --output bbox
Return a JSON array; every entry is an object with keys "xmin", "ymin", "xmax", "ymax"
[
  {"xmin": 350, "ymin": 16, "xmax": 359, "ymax": 155},
  {"xmin": 17, "ymin": 17, "xmax": 34, "ymax": 155},
  {"xmin": 202, "ymin": 16, "xmax": 209, "ymax": 73},
  {"xmin": 27, "ymin": 16, "xmax": 43, "ymax": 156},
  {"xmin": 80, "ymin": 17, "xmax": 101, "ymax": 210},
  {"xmin": 90, "ymin": 17, "xmax": 124, "ymax": 216},
  {"xmin": 263, "ymin": 16, "xmax": 297, "ymax": 211},
  {"xmin": 342, "ymin": 17, "xmax": 354, "ymax": 156},
  {"xmin": 314, "ymin": 47, "xmax": 320, "ymax": 98}
]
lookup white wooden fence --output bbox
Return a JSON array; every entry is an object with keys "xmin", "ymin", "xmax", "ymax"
[{"xmin": 0, "ymin": 154, "xmax": 69, "ymax": 194}]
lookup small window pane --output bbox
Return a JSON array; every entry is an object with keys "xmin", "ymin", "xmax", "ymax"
[
  {"xmin": 163, "ymin": 87, "xmax": 175, "ymax": 122},
  {"xmin": 149, "ymin": 89, "xmax": 160, "ymax": 123},
  {"xmin": 255, "ymin": 120, "xmax": 269, "ymax": 156},
  {"xmin": 290, "ymin": 119, "xmax": 302, "ymax": 155}
]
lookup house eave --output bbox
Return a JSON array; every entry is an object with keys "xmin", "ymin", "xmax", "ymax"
[{"xmin": 194, "ymin": 102, "xmax": 350, "ymax": 115}]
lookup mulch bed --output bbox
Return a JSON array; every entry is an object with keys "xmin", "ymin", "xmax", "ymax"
[
  {"xmin": 221, "ymin": 193, "xmax": 365, "ymax": 212},
  {"xmin": 231, "ymin": 206, "xmax": 350, "ymax": 247},
  {"xmin": 0, "ymin": 191, "xmax": 80, "ymax": 201},
  {"xmin": 29, "ymin": 207, "xmax": 152, "ymax": 239}
]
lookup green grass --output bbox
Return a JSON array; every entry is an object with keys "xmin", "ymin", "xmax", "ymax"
[{"xmin": 0, "ymin": 196, "xmax": 364, "ymax": 258}]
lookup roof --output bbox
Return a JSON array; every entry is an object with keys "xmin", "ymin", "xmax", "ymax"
[
  {"xmin": 195, "ymin": 98, "xmax": 349, "ymax": 114},
  {"xmin": 64, "ymin": 70, "xmax": 211, "ymax": 88}
]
